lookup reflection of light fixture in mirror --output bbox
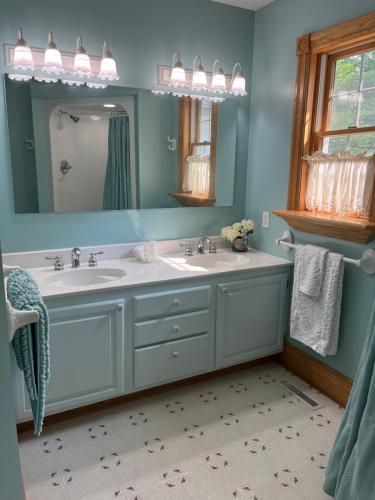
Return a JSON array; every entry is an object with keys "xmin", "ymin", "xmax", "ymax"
[
  {"xmin": 230, "ymin": 63, "xmax": 247, "ymax": 96},
  {"xmin": 98, "ymin": 41, "xmax": 119, "ymax": 81},
  {"xmin": 8, "ymin": 28, "xmax": 34, "ymax": 81},
  {"xmin": 73, "ymin": 37, "xmax": 92, "ymax": 78},
  {"xmin": 103, "ymin": 103, "xmax": 116, "ymax": 108},
  {"xmin": 192, "ymin": 56, "xmax": 207, "ymax": 90},
  {"xmin": 211, "ymin": 59, "xmax": 226, "ymax": 93},
  {"xmin": 87, "ymin": 81, "xmax": 107, "ymax": 89},
  {"xmin": 169, "ymin": 53, "xmax": 186, "ymax": 87},
  {"xmin": 42, "ymin": 32, "xmax": 65, "ymax": 76}
]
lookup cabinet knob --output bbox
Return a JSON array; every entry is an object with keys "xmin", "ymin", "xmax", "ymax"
[
  {"xmin": 172, "ymin": 351, "xmax": 179, "ymax": 358},
  {"xmin": 173, "ymin": 299, "xmax": 181, "ymax": 306},
  {"xmin": 222, "ymin": 288, "xmax": 228, "ymax": 295},
  {"xmin": 173, "ymin": 325, "xmax": 179, "ymax": 333},
  {"xmin": 117, "ymin": 303, "xmax": 124, "ymax": 311}
]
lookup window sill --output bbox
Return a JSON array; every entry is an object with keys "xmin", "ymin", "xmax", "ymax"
[
  {"xmin": 168, "ymin": 192, "xmax": 216, "ymax": 207},
  {"xmin": 273, "ymin": 210, "xmax": 375, "ymax": 244}
]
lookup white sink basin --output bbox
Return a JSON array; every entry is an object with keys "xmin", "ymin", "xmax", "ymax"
[
  {"xmin": 43, "ymin": 267, "xmax": 126, "ymax": 287},
  {"xmin": 186, "ymin": 253, "xmax": 251, "ymax": 269}
]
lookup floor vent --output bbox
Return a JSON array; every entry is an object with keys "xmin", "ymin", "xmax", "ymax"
[{"xmin": 279, "ymin": 379, "xmax": 323, "ymax": 410}]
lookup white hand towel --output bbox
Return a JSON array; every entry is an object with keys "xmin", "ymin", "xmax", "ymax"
[
  {"xmin": 291, "ymin": 246, "xmax": 344, "ymax": 356},
  {"xmin": 299, "ymin": 244, "xmax": 329, "ymax": 297}
]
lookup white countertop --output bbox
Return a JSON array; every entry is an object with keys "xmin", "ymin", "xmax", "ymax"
[{"xmin": 24, "ymin": 248, "xmax": 292, "ymax": 299}]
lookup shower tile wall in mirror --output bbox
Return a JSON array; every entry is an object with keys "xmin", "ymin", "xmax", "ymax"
[{"xmin": 5, "ymin": 79, "xmax": 238, "ymax": 213}]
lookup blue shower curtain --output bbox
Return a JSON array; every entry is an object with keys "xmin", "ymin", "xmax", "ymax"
[
  {"xmin": 103, "ymin": 115, "xmax": 132, "ymax": 210},
  {"xmin": 324, "ymin": 297, "xmax": 375, "ymax": 499}
]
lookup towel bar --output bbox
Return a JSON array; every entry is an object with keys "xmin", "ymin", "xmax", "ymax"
[
  {"xmin": 276, "ymin": 230, "xmax": 375, "ymax": 275},
  {"xmin": 3, "ymin": 265, "xmax": 39, "ymax": 341}
]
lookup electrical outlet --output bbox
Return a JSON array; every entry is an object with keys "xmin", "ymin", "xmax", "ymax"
[{"xmin": 262, "ymin": 211, "xmax": 270, "ymax": 229}]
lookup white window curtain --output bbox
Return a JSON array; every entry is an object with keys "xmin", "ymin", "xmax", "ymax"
[
  {"xmin": 182, "ymin": 155, "xmax": 210, "ymax": 198},
  {"xmin": 304, "ymin": 151, "xmax": 375, "ymax": 217}
]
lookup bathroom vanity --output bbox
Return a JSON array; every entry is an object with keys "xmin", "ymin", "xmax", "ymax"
[{"xmin": 6, "ymin": 242, "xmax": 292, "ymax": 423}]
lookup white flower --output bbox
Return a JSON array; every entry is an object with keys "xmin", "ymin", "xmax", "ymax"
[
  {"xmin": 241, "ymin": 219, "xmax": 255, "ymax": 234},
  {"xmin": 232, "ymin": 222, "xmax": 241, "ymax": 233},
  {"xmin": 221, "ymin": 225, "xmax": 238, "ymax": 242}
]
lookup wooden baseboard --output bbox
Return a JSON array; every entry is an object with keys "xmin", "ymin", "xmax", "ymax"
[
  {"xmin": 276, "ymin": 342, "xmax": 353, "ymax": 407},
  {"xmin": 17, "ymin": 355, "xmax": 275, "ymax": 434}
]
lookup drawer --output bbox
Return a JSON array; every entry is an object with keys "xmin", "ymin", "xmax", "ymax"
[
  {"xmin": 134, "ymin": 286, "xmax": 210, "ymax": 320},
  {"xmin": 134, "ymin": 334, "xmax": 209, "ymax": 389},
  {"xmin": 134, "ymin": 310, "xmax": 210, "ymax": 347}
]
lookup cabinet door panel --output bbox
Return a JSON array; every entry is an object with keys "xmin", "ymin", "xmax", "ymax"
[
  {"xmin": 216, "ymin": 274, "xmax": 287, "ymax": 368},
  {"xmin": 15, "ymin": 300, "xmax": 125, "ymax": 420}
]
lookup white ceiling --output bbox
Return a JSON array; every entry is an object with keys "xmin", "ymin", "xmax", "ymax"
[{"xmin": 211, "ymin": 0, "xmax": 274, "ymax": 10}]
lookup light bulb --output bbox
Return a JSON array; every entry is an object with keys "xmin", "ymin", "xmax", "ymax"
[
  {"xmin": 98, "ymin": 41, "xmax": 119, "ymax": 81},
  {"xmin": 211, "ymin": 60, "xmax": 226, "ymax": 93},
  {"xmin": 169, "ymin": 53, "xmax": 186, "ymax": 87},
  {"xmin": 13, "ymin": 28, "xmax": 34, "ymax": 70},
  {"xmin": 192, "ymin": 56, "xmax": 207, "ymax": 90},
  {"xmin": 230, "ymin": 63, "xmax": 247, "ymax": 96},
  {"xmin": 73, "ymin": 37, "xmax": 92, "ymax": 78},
  {"xmin": 42, "ymin": 32, "xmax": 64, "ymax": 75}
]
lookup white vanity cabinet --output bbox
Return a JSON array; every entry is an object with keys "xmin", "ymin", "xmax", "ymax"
[
  {"xmin": 13, "ymin": 300, "xmax": 125, "ymax": 421},
  {"xmin": 12, "ymin": 265, "xmax": 290, "ymax": 423},
  {"xmin": 215, "ymin": 273, "xmax": 288, "ymax": 368}
]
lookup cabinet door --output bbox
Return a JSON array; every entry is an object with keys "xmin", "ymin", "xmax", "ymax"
[
  {"xmin": 14, "ymin": 300, "xmax": 125, "ymax": 421},
  {"xmin": 216, "ymin": 274, "xmax": 288, "ymax": 368}
]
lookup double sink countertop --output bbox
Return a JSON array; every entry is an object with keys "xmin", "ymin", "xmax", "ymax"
[{"xmin": 3, "ymin": 239, "xmax": 292, "ymax": 299}]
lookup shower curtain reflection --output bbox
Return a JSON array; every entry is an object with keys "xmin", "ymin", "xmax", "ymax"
[{"xmin": 103, "ymin": 114, "xmax": 132, "ymax": 210}]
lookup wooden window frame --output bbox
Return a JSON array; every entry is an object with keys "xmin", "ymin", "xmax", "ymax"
[
  {"xmin": 169, "ymin": 97, "xmax": 217, "ymax": 207},
  {"xmin": 274, "ymin": 11, "xmax": 375, "ymax": 243}
]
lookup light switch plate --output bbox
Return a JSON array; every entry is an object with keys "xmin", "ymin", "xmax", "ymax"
[{"xmin": 262, "ymin": 211, "xmax": 270, "ymax": 229}]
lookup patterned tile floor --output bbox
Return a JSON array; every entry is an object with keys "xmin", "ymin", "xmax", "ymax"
[{"xmin": 19, "ymin": 362, "xmax": 343, "ymax": 500}]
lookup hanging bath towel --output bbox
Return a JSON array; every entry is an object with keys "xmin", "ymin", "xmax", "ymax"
[
  {"xmin": 7, "ymin": 268, "xmax": 50, "ymax": 435},
  {"xmin": 324, "ymin": 297, "xmax": 375, "ymax": 499}
]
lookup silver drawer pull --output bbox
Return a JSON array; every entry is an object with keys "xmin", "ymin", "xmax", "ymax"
[
  {"xmin": 173, "ymin": 325, "xmax": 180, "ymax": 333},
  {"xmin": 117, "ymin": 303, "xmax": 124, "ymax": 311},
  {"xmin": 172, "ymin": 351, "xmax": 179, "ymax": 358},
  {"xmin": 173, "ymin": 299, "xmax": 181, "ymax": 306}
]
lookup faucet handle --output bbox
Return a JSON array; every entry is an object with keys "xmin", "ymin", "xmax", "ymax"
[
  {"xmin": 45, "ymin": 256, "xmax": 64, "ymax": 271},
  {"xmin": 180, "ymin": 242, "xmax": 193, "ymax": 257},
  {"xmin": 208, "ymin": 240, "xmax": 217, "ymax": 254},
  {"xmin": 88, "ymin": 251, "xmax": 104, "ymax": 267}
]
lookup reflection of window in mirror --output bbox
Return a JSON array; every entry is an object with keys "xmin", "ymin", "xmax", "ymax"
[{"xmin": 169, "ymin": 97, "xmax": 217, "ymax": 206}]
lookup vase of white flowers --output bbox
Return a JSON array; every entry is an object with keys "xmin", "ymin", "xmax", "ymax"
[{"xmin": 220, "ymin": 219, "xmax": 255, "ymax": 253}]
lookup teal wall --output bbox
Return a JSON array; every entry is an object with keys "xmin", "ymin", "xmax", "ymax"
[
  {"xmin": 0, "ymin": 249, "xmax": 24, "ymax": 500},
  {"xmin": 246, "ymin": 0, "xmax": 375, "ymax": 379},
  {"xmin": 0, "ymin": 0, "xmax": 253, "ymax": 252}
]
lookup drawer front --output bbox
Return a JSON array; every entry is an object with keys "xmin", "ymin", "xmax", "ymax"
[
  {"xmin": 134, "ymin": 334, "xmax": 209, "ymax": 389},
  {"xmin": 134, "ymin": 286, "xmax": 210, "ymax": 320},
  {"xmin": 134, "ymin": 310, "xmax": 210, "ymax": 347}
]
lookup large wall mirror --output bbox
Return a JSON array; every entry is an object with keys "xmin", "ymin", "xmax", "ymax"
[{"xmin": 5, "ymin": 79, "xmax": 238, "ymax": 213}]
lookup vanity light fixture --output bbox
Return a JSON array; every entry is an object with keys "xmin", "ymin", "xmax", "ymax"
[
  {"xmin": 230, "ymin": 63, "xmax": 247, "ymax": 96},
  {"xmin": 41, "ymin": 32, "xmax": 65, "ymax": 77},
  {"xmin": 8, "ymin": 28, "xmax": 34, "ymax": 81},
  {"xmin": 98, "ymin": 41, "xmax": 119, "ymax": 81},
  {"xmin": 169, "ymin": 53, "xmax": 186, "ymax": 87},
  {"xmin": 191, "ymin": 56, "xmax": 207, "ymax": 90},
  {"xmin": 211, "ymin": 59, "xmax": 226, "ymax": 93},
  {"xmin": 73, "ymin": 37, "xmax": 92, "ymax": 78},
  {"xmin": 103, "ymin": 103, "xmax": 116, "ymax": 108}
]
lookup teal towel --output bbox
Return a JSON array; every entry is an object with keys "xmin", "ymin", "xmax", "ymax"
[
  {"xmin": 103, "ymin": 115, "xmax": 132, "ymax": 210},
  {"xmin": 7, "ymin": 268, "xmax": 50, "ymax": 436},
  {"xmin": 324, "ymin": 297, "xmax": 375, "ymax": 499}
]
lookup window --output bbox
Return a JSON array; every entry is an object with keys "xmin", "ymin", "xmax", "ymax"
[
  {"xmin": 274, "ymin": 11, "xmax": 375, "ymax": 243},
  {"xmin": 317, "ymin": 45, "xmax": 375, "ymax": 155},
  {"xmin": 169, "ymin": 97, "xmax": 217, "ymax": 207}
]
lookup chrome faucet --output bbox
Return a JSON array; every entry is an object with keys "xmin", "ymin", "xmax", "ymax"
[
  {"xmin": 71, "ymin": 247, "xmax": 81, "ymax": 268},
  {"xmin": 197, "ymin": 235, "xmax": 217, "ymax": 255}
]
